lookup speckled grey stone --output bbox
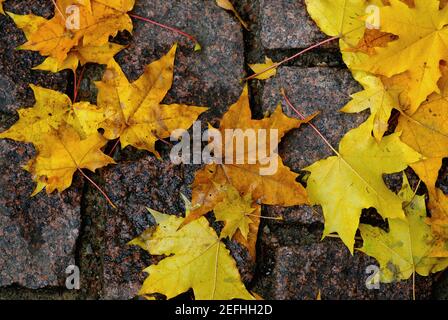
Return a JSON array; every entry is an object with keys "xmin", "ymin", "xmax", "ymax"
[
  {"xmin": 0, "ymin": 136, "xmax": 81, "ymax": 289},
  {"xmin": 270, "ymin": 243, "xmax": 432, "ymax": 300},
  {"xmin": 260, "ymin": 0, "xmax": 329, "ymax": 50}
]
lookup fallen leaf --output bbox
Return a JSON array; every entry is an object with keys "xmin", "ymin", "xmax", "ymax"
[
  {"xmin": 129, "ymin": 196, "xmax": 255, "ymax": 300},
  {"xmin": 34, "ymin": 43, "xmax": 125, "ymax": 73},
  {"xmin": 188, "ymin": 85, "xmax": 311, "ymax": 224},
  {"xmin": 428, "ymin": 189, "xmax": 448, "ymax": 257},
  {"xmin": 353, "ymin": 0, "xmax": 448, "ymax": 114},
  {"xmin": 248, "ymin": 57, "xmax": 277, "ymax": 80},
  {"xmin": 341, "ymin": 72, "xmax": 397, "ymax": 141},
  {"xmin": 216, "ymin": 0, "xmax": 249, "ymax": 30},
  {"xmin": 305, "ymin": 0, "xmax": 366, "ymax": 47},
  {"xmin": 8, "ymin": 0, "xmax": 134, "ymax": 71},
  {"xmin": 25, "ymin": 124, "xmax": 115, "ymax": 195},
  {"xmin": 396, "ymin": 65, "xmax": 448, "ymax": 192},
  {"xmin": 305, "ymin": 116, "xmax": 423, "ymax": 252},
  {"xmin": 359, "ymin": 174, "xmax": 448, "ymax": 282},
  {"xmin": 0, "ymin": 85, "xmax": 104, "ymax": 146},
  {"xmin": 96, "ymin": 44, "xmax": 207, "ymax": 156}
]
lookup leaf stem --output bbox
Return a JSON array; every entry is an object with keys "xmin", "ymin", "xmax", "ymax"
[
  {"xmin": 108, "ymin": 139, "xmax": 121, "ymax": 156},
  {"xmin": 129, "ymin": 13, "xmax": 200, "ymax": 48},
  {"xmin": 281, "ymin": 89, "xmax": 339, "ymax": 156},
  {"xmin": 245, "ymin": 36, "xmax": 339, "ymax": 81},
  {"xmin": 73, "ymin": 65, "xmax": 86, "ymax": 103},
  {"xmin": 77, "ymin": 168, "xmax": 117, "ymax": 209}
]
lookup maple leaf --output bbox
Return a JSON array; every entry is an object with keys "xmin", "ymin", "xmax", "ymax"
[
  {"xmin": 305, "ymin": 116, "xmax": 423, "ymax": 252},
  {"xmin": 428, "ymin": 189, "xmax": 448, "ymax": 257},
  {"xmin": 359, "ymin": 174, "xmax": 448, "ymax": 282},
  {"xmin": 341, "ymin": 72, "xmax": 398, "ymax": 141},
  {"xmin": 214, "ymin": 184, "xmax": 261, "ymax": 259},
  {"xmin": 187, "ymin": 85, "xmax": 312, "ymax": 225},
  {"xmin": 0, "ymin": 85, "xmax": 105, "ymax": 147},
  {"xmin": 129, "ymin": 196, "xmax": 255, "ymax": 300},
  {"xmin": 0, "ymin": 0, "xmax": 4, "ymax": 15},
  {"xmin": 25, "ymin": 124, "xmax": 115, "ymax": 195},
  {"xmin": 248, "ymin": 57, "xmax": 277, "ymax": 80},
  {"xmin": 353, "ymin": 0, "xmax": 448, "ymax": 114},
  {"xmin": 396, "ymin": 65, "xmax": 448, "ymax": 193},
  {"xmin": 9, "ymin": 0, "xmax": 134, "ymax": 71},
  {"xmin": 305, "ymin": 0, "xmax": 367, "ymax": 48},
  {"xmin": 214, "ymin": 184, "xmax": 257, "ymax": 240},
  {"xmin": 96, "ymin": 44, "xmax": 207, "ymax": 156}
]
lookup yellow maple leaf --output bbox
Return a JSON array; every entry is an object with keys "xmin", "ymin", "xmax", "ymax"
[
  {"xmin": 214, "ymin": 184, "xmax": 257, "ymax": 240},
  {"xmin": 359, "ymin": 174, "xmax": 448, "ymax": 282},
  {"xmin": 305, "ymin": 0, "xmax": 367, "ymax": 48},
  {"xmin": 96, "ymin": 44, "xmax": 207, "ymax": 156},
  {"xmin": 0, "ymin": 85, "xmax": 105, "ymax": 147},
  {"xmin": 305, "ymin": 116, "xmax": 423, "ymax": 253},
  {"xmin": 353, "ymin": 0, "xmax": 448, "ymax": 114},
  {"xmin": 25, "ymin": 125, "xmax": 115, "ymax": 195},
  {"xmin": 129, "ymin": 196, "xmax": 255, "ymax": 300},
  {"xmin": 341, "ymin": 72, "xmax": 398, "ymax": 141},
  {"xmin": 248, "ymin": 57, "xmax": 277, "ymax": 80},
  {"xmin": 0, "ymin": 0, "xmax": 5, "ymax": 15},
  {"xmin": 187, "ymin": 85, "xmax": 312, "ymax": 226},
  {"xmin": 396, "ymin": 66, "xmax": 448, "ymax": 193},
  {"xmin": 9, "ymin": 0, "xmax": 134, "ymax": 71},
  {"xmin": 428, "ymin": 189, "xmax": 448, "ymax": 257}
]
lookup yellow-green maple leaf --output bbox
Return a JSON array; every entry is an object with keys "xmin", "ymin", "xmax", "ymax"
[
  {"xmin": 96, "ymin": 44, "xmax": 207, "ymax": 156},
  {"xmin": 396, "ymin": 66, "xmax": 448, "ymax": 193},
  {"xmin": 353, "ymin": 0, "xmax": 448, "ymax": 114},
  {"xmin": 341, "ymin": 72, "xmax": 398, "ymax": 141},
  {"xmin": 305, "ymin": 0, "xmax": 367, "ymax": 49},
  {"xmin": 359, "ymin": 174, "xmax": 448, "ymax": 282},
  {"xmin": 130, "ymin": 196, "xmax": 255, "ymax": 300},
  {"xmin": 305, "ymin": 117, "xmax": 423, "ymax": 253}
]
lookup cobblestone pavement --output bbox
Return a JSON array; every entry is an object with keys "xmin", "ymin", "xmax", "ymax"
[{"xmin": 0, "ymin": 0, "xmax": 447, "ymax": 300}]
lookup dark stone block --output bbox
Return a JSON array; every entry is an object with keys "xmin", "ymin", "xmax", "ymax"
[
  {"xmin": 0, "ymin": 138, "xmax": 81, "ymax": 289},
  {"xmin": 260, "ymin": 0, "xmax": 329, "ymax": 50},
  {"xmin": 100, "ymin": 157, "xmax": 189, "ymax": 299},
  {"xmin": 270, "ymin": 242, "xmax": 432, "ymax": 300}
]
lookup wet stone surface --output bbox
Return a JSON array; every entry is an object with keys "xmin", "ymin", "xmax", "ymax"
[
  {"xmin": 0, "ymin": 135, "xmax": 81, "ymax": 289},
  {"xmin": 260, "ymin": 0, "xmax": 329, "ymax": 50},
  {"xmin": 252, "ymin": 225, "xmax": 433, "ymax": 300},
  {"xmin": 100, "ymin": 156, "xmax": 189, "ymax": 300},
  {"xmin": 270, "ymin": 243, "xmax": 432, "ymax": 300}
]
